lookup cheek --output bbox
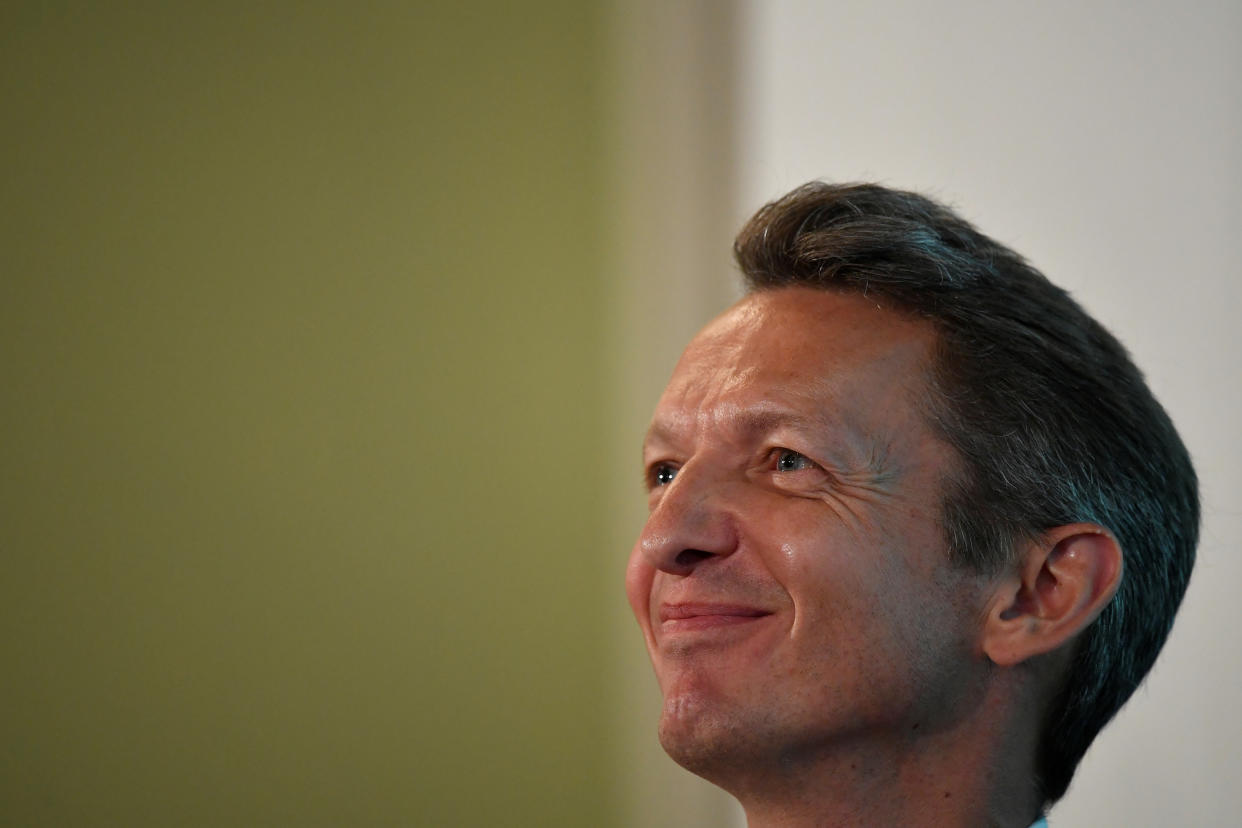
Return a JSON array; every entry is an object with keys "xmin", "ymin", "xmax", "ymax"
[
  {"xmin": 771, "ymin": 506, "xmax": 934, "ymax": 643},
  {"xmin": 770, "ymin": 507, "xmax": 878, "ymax": 596}
]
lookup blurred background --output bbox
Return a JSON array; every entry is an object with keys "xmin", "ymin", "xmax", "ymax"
[{"xmin": 2, "ymin": 2, "xmax": 1238, "ymax": 826}]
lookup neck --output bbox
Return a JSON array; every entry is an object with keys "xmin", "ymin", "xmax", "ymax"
[{"xmin": 722, "ymin": 683, "xmax": 1044, "ymax": 828}]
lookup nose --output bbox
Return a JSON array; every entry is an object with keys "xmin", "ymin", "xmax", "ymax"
[{"xmin": 638, "ymin": 462, "xmax": 739, "ymax": 576}]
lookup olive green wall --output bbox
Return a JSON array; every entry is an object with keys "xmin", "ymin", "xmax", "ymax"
[{"xmin": 1, "ymin": 4, "xmax": 612, "ymax": 825}]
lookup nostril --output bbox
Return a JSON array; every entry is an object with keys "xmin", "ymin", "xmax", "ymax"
[{"xmin": 674, "ymin": 549, "xmax": 715, "ymax": 568}]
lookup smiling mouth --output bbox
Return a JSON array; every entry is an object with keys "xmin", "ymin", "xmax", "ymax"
[{"xmin": 658, "ymin": 603, "xmax": 773, "ymax": 632}]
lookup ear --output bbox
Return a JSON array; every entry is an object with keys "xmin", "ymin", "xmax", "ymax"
[{"xmin": 981, "ymin": 524, "xmax": 1123, "ymax": 667}]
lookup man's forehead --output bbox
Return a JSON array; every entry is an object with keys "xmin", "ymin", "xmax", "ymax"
[
  {"xmin": 645, "ymin": 287, "xmax": 939, "ymax": 452},
  {"xmin": 686, "ymin": 288, "xmax": 931, "ymax": 364},
  {"xmin": 665, "ymin": 289, "xmax": 936, "ymax": 398}
]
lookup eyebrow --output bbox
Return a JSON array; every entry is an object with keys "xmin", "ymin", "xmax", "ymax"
[
  {"xmin": 644, "ymin": 403, "xmax": 828, "ymax": 450},
  {"xmin": 643, "ymin": 401, "xmax": 898, "ymax": 482},
  {"xmin": 729, "ymin": 407, "xmax": 823, "ymax": 440}
]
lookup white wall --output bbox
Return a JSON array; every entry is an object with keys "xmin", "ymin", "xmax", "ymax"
[{"xmin": 737, "ymin": 1, "xmax": 1242, "ymax": 824}]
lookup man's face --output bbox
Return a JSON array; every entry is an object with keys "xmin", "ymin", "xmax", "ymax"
[{"xmin": 626, "ymin": 287, "xmax": 993, "ymax": 775}]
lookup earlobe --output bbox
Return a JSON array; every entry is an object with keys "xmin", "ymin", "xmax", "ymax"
[{"xmin": 982, "ymin": 524, "xmax": 1123, "ymax": 667}]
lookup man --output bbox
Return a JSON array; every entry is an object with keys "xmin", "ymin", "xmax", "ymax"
[{"xmin": 625, "ymin": 182, "xmax": 1198, "ymax": 827}]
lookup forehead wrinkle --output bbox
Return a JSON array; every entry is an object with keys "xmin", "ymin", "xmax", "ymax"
[
  {"xmin": 678, "ymin": 393, "xmax": 835, "ymax": 446},
  {"xmin": 711, "ymin": 400, "xmax": 817, "ymax": 439}
]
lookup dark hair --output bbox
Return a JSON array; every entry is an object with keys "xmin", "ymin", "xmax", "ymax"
[{"xmin": 733, "ymin": 182, "xmax": 1198, "ymax": 804}]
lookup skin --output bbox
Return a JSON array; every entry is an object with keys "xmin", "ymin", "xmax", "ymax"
[{"xmin": 626, "ymin": 287, "xmax": 1055, "ymax": 827}]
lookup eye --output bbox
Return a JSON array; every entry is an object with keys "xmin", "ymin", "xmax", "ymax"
[
  {"xmin": 773, "ymin": 449, "xmax": 816, "ymax": 473},
  {"xmin": 649, "ymin": 462, "xmax": 679, "ymax": 487}
]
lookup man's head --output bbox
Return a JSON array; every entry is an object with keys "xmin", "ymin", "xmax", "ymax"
[
  {"xmin": 626, "ymin": 182, "xmax": 1198, "ymax": 812},
  {"xmin": 628, "ymin": 288, "xmax": 995, "ymax": 787}
]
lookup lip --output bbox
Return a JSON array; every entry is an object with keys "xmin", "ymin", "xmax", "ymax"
[{"xmin": 658, "ymin": 602, "xmax": 773, "ymax": 632}]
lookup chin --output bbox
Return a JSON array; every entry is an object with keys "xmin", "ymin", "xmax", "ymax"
[
  {"xmin": 658, "ymin": 713, "xmax": 726, "ymax": 778},
  {"xmin": 656, "ymin": 688, "xmax": 763, "ymax": 780}
]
